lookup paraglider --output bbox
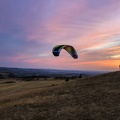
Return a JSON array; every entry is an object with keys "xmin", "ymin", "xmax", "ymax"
[{"xmin": 52, "ymin": 45, "xmax": 78, "ymax": 59}]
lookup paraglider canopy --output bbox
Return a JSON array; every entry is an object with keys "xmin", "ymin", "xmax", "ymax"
[{"xmin": 52, "ymin": 45, "xmax": 78, "ymax": 59}]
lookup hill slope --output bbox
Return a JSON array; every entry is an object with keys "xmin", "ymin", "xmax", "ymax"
[{"xmin": 0, "ymin": 71, "xmax": 120, "ymax": 120}]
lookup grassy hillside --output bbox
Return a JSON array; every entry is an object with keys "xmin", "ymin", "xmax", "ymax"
[{"xmin": 0, "ymin": 71, "xmax": 120, "ymax": 120}]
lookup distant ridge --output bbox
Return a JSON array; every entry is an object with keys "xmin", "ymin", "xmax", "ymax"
[{"xmin": 0, "ymin": 67, "xmax": 108, "ymax": 77}]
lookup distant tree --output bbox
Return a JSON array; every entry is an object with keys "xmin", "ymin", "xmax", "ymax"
[
  {"xmin": 79, "ymin": 74, "xmax": 82, "ymax": 78},
  {"xmin": 8, "ymin": 73, "xmax": 16, "ymax": 78},
  {"xmin": 65, "ymin": 77, "xmax": 69, "ymax": 82},
  {"xmin": 0, "ymin": 74, "xmax": 4, "ymax": 79}
]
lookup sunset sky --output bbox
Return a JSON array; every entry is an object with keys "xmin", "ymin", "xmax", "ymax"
[{"xmin": 0, "ymin": 0, "xmax": 120, "ymax": 71}]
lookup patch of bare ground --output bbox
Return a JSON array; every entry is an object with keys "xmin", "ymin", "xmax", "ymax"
[{"xmin": 0, "ymin": 71, "xmax": 120, "ymax": 120}]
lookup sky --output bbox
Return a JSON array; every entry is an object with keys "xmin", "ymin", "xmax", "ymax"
[{"xmin": 0, "ymin": 0, "xmax": 120, "ymax": 71}]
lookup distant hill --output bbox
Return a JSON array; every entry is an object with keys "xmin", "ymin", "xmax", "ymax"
[
  {"xmin": 0, "ymin": 71, "xmax": 120, "ymax": 120},
  {"xmin": 0, "ymin": 72, "xmax": 16, "ymax": 79},
  {"xmin": 0, "ymin": 67, "xmax": 108, "ymax": 77}
]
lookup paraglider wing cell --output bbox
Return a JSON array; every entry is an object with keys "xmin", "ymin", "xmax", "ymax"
[{"xmin": 52, "ymin": 45, "xmax": 64, "ymax": 56}]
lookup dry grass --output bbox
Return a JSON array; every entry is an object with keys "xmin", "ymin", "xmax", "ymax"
[{"xmin": 0, "ymin": 71, "xmax": 120, "ymax": 120}]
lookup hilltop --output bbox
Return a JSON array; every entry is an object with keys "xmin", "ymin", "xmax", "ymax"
[{"xmin": 0, "ymin": 71, "xmax": 120, "ymax": 120}]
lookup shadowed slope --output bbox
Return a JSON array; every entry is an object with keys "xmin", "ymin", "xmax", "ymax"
[{"xmin": 0, "ymin": 71, "xmax": 120, "ymax": 120}]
